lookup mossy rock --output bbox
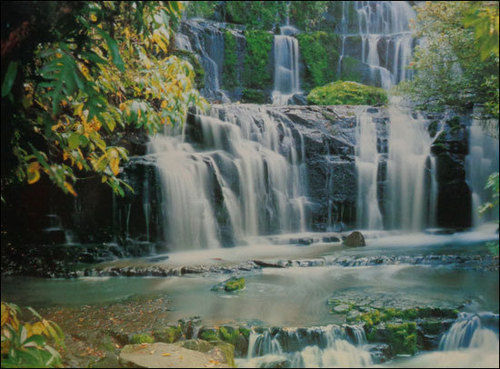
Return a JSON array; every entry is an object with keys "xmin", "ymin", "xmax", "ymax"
[
  {"xmin": 129, "ymin": 333, "xmax": 155, "ymax": 344},
  {"xmin": 241, "ymin": 88, "xmax": 268, "ymax": 103},
  {"xmin": 307, "ymin": 81, "xmax": 388, "ymax": 106},
  {"xmin": 153, "ymin": 325, "xmax": 183, "ymax": 343},
  {"xmin": 211, "ymin": 277, "xmax": 246, "ymax": 293},
  {"xmin": 223, "ymin": 30, "xmax": 238, "ymax": 89},
  {"xmin": 178, "ymin": 339, "xmax": 235, "ymax": 367},
  {"xmin": 199, "ymin": 328, "xmax": 220, "ymax": 342}
]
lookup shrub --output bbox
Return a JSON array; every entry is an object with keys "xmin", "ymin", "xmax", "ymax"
[
  {"xmin": 307, "ymin": 81, "xmax": 388, "ymax": 106},
  {"xmin": 223, "ymin": 31, "xmax": 239, "ymax": 89},
  {"xmin": 130, "ymin": 333, "xmax": 155, "ymax": 344},
  {"xmin": 1, "ymin": 302, "xmax": 64, "ymax": 368}
]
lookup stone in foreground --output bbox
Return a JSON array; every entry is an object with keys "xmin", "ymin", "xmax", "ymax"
[
  {"xmin": 119, "ymin": 342, "xmax": 231, "ymax": 368},
  {"xmin": 343, "ymin": 231, "xmax": 366, "ymax": 247}
]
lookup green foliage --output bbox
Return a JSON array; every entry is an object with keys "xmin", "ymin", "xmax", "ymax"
[
  {"xmin": 223, "ymin": 30, "xmax": 238, "ymax": 89},
  {"xmin": 243, "ymin": 30, "xmax": 273, "ymax": 89},
  {"xmin": 172, "ymin": 49, "xmax": 205, "ymax": 89},
  {"xmin": 307, "ymin": 81, "xmax": 388, "ymax": 106},
  {"xmin": 184, "ymin": 1, "xmax": 218, "ymax": 20},
  {"xmin": 396, "ymin": 1, "xmax": 499, "ymax": 118},
  {"xmin": 1, "ymin": 1, "xmax": 206, "ymax": 198},
  {"xmin": 225, "ymin": 2, "xmax": 286, "ymax": 30},
  {"xmin": 385, "ymin": 323, "xmax": 418, "ymax": 356},
  {"xmin": 296, "ymin": 32, "xmax": 340, "ymax": 91},
  {"xmin": 478, "ymin": 172, "xmax": 499, "ymax": 217},
  {"xmin": 241, "ymin": 89, "xmax": 267, "ymax": 104},
  {"xmin": 339, "ymin": 56, "xmax": 363, "ymax": 82},
  {"xmin": 290, "ymin": 2, "xmax": 330, "ymax": 32},
  {"xmin": 1, "ymin": 302, "xmax": 64, "ymax": 368},
  {"xmin": 130, "ymin": 333, "xmax": 155, "ymax": 344}
]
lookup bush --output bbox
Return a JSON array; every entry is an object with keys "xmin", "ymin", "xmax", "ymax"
[
  {"xmin": 1, "ymin": 302, "xmax": 64, "ymax": 368},
  {"xmin": 241, "ymin": 89, "xmax": 268, "ymax": 104},
  {"xmin": 307, "ymin": 81, "xmax": 388, "ymax": 106}
]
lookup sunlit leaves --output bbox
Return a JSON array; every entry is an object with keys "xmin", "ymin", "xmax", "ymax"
[
  {"xmin": 1, "ymin": 302, "xmax": 64, "ymax": 368},
  {"xmin": 3, "ymin": 1, "xmax": 205, "ymax": 198}
]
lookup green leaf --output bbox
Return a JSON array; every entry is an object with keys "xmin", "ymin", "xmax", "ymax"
[
  {"xmin": 2, "ymin": 61, "xmax": 18, "ymax": 97},
  {"xmin": 68, "ymin": 133, "xmax": 81, "ymax": 150},
  {"xmin": 97, "ymin": 29, "xmax": 125, "ymax": 72}
]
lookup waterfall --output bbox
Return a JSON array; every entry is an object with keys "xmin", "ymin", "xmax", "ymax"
[
  {"xmin": 272, "ymin": 26, "xmax": 301, "ymax": 105},
  {"xmin": 355, "ymin": 110, "xmax": 383, "ymax": 229},
  {"xmin": 240, "ymin": 325, "xmax": 372, "ymax": 368},
  {"xmin": 384, "ymin": 103, "xmax": 437, "ymax": 231},
  {"xmin": 439, "ymin": 313, "xmax": 499, "ymax": 351},
  {"xmin": 466, "ymin": 113, "xmax": 500, "ymax": 227},
  {"xmin": 150, "ymin": 105, "xmax": 308, "ymax": 251},
  {"xmin": 336, "ymin": 1, "xmax": 416, "ymax": 88}
]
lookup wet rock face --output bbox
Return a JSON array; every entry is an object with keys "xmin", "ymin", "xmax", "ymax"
[{"xmin": 430, "ymin": 115, "xmax": 472, "ymax": 229}]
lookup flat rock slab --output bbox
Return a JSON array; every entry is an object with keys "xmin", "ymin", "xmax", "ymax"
[{"xmin": 119, "ymin": 343, "xmax": 231, "ymax": 368}]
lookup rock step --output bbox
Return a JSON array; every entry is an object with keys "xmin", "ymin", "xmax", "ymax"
[{"xmin": 119, "ymin": 342, "xmax": 231, "ymax": 368}]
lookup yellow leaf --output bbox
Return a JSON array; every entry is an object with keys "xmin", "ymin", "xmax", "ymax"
[
  {"xmin": 161, "ymin": 100, "xmax": 168, "ymax": 109},
  {"xmin": 90, "ymin": 13, "xmax": 97, "ymax": 22},
  {"xmin": 161, "ymin": 353, "xmax": 171, "ymax": 356},
  {"xmin": 64, "ymin": 182, "xmax": 77, "ymax": 197},
  {"xmin": 27, "ymin": 162, "xmax": 40, "ymax": 184},
  {"xmin": 31, "ymin": 321, "xmax": 45, "ymax": 336},
  {"xmin": 108, "ymin": 149, "xmax": 120, "ymax": 176}
]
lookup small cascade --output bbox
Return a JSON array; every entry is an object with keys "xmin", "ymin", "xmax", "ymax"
[
  {"xmin": 466, "ymin": 113, "xmax": 500, "ymax": 226},
  {"xmin": 385, "ymin": 103, "xmax": 437, "ymax": 231},
  {"xmin": 439, "ymin": 312, "xmax": 499, "ymax": 351},
  {"xmin": 355, "ymin": 110, "xmax": 383, "ymax": 229},
  {"xmin": 150, "ymin": 105, "xmax": 309, "ymax": 251},
  {"xmin": 241, "ymin": 324, "xmax": 372, "ymax": 368},
  {"xmin": 336, "ymin": 1, "xmax": 416, "ymax": 88},
  {"xmin": 272, "ymin": 25, "xmax": 301, "ymax": 105}
]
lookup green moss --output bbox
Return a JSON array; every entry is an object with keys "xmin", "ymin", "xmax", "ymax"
[
  {"xmin": 130, "ymin": 333, "xmax": 155, "ymax": 344},
  {"xmin": 172, "ymin": 50, "xmax": 205, "ymax": 89},
  {"xmin": 241, "ymin": 88, "xmax": 267, "ymax": 103},
  {"xmin": 296, "ymin": 32, "xmax": 340, "ymax": 91},
  {"xmin": 224, "ymin": 277, "xmax": 245, "ymax": 292},
  {"xmin": 223, "ymin": 30, "xmax": 238, "ymax": 89},
  {"xmin": 386, "ymin": 323, "xmax": 418, "ymax": 355},
  {"xmin": 307, "ymin": 81, "xmax": 388, "ymax": 106},
  {"xmin": 428, "ymin": 120, "xmax": 439, "ymax": 137},
  {"xmin": 153, "ymin": 325, "xmax": 183, "ymax": 343},
  {"xmin": 339, "ymin": 56, "xmax": 363, "ymax": 82},
  {"xmin": 238, "ymin": 327, "xmax": 250, "ymax": 339},
  {"xmin": 214, "ymin": 341, "xmax": 236, "ymax": 367},
  {"xmin": 243, "ymin": 30, "xmax": 273, "ymax": 89},
  {"xmin": 200, "ymin": 329, "xmax": 219, "ymax": 342}
]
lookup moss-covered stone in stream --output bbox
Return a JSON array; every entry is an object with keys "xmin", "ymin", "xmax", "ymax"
[
  {"xmin": 243, "ymin": 30, "xmax": 273, "ymax": 90},
  {"xmin": 130, "ymin": 333, "xmax": 155, "ymax": 344},
  {"xmin": 153, "ymin": 325, "xmax": 183, "ymax": 343},
  {"xmin": 296, "ymin": 32, "xmax": 341, "ymax": 91},
  {"xmin": 198, "ymin": 326, "xmax": 250, "ymax": 357},
  {"xmin": 307, "ymin": 81, "xmax": 388, "ymax": 106},
  {"xmin": 211, "ymin": 276, "xmax": 246, "ymax": 292},
  {"xmin": 223, "ymin": 30, "xmax": 238, "ymax": 89}
]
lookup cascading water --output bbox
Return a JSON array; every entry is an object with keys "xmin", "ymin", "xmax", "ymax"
[
  {"xmin": 336, "ymin": 1, "xmax": 416, "ymax": 88},
  {"xmin": 354, "ymin": 101, "xmax": 439, "ymax": 231},
  {"xmin": 355, "ymin": 109, "xmax": 383, "ymax": 229},
  {"xmin": 272, "ymin": 25, "xmax": 301, "ymax": 105},
  {"xmin": 239, "ymin": 324, "xmax": 372, "ymax": 368},
  {"xmin": 466, "ymin": 113, "xmax": 500, "ymax": 227},
  {"xmin": 384, "ymin": 103, "xmax": 438, "ymax": 231},
  {"xmin": 150, "ymin": 105, "xmax": 308, "ymax": 251}
]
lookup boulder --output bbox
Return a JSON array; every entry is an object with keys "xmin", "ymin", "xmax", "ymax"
[
  {"xmin": 119, "ymin": 342, "xmax": 232, "ymax": 368},
  {"xmin": 343, "ymin": 231, "xmax": 366, "ymax": 247}
]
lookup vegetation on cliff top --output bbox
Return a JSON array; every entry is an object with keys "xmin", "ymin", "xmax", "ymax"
[{"xmin": 307, "ymin": 81, "xmax": 388, "ymax": 106}]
